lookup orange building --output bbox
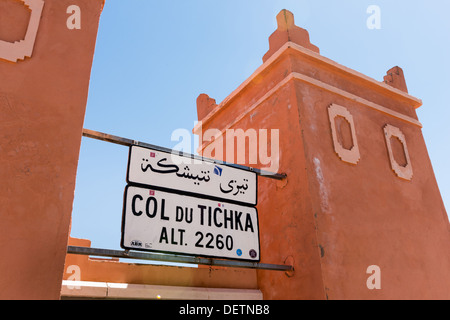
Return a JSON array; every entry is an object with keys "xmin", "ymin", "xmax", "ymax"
[{"xmin": 0, "ymin": 2, "xmax": 448, "ymax": 300}]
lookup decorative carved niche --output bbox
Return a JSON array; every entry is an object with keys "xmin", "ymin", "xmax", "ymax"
[
  {"xmin": 383, "ymin": 124, "xmax": 413, "ymax": 181},
  {"xmin": 328, "ymin": 104, "xmax": 360, "ymax": 165},
  {"xmin": 0, "ymin": 0, "xmax": 44, "ymax": 63}
]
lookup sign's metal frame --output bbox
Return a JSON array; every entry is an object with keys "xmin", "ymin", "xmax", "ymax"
[{"xmin": 66, "ymin": 129, "xmax": 292, "ymax": 272}]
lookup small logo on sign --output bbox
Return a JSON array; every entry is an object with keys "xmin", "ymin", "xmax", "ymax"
[
  {"xmin": 130, "ymin": 240, "xmax": 142, "ymax": 247},
  {"xmin": 149, "ymin": 190, "xmax": 155, "ymax": 196},
  {"xmin": 213, "ymin": 166, "xmax": 223, "ymax": 176},
  {"xmin": 150, "ymin": 152, "xmax": 156, "ymax": 158},
  {"xmin": 249, "ymin": 249, "xmax": 257, "ymax": 259},
  {"xmin": 236, "ymin": 249, "xmax": 242, "ymax": 256}
]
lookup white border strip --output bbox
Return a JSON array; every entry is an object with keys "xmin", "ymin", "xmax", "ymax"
[
  {"xmin": 292, "ymin": 72, "xmax": 423, "ymax": 128},
  {"xmin": 196, "ymin": 72, "xmax": 422, "ymax": 153},
  {"xmin": 194, "ymin": 41, "xmax": 422, "ymax": 133},
  {"xmin": 286, "ymin": 42, "xmax": 422, "ymax": 108}
]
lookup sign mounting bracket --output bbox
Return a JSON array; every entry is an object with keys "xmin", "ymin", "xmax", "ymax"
[
  {"xmin": 67, "ymin": 245, "xmax": 294, "ymax": 272},
  {"xmin": 82, "ymin": 128, "xmax": 287, "ymax": 180}
]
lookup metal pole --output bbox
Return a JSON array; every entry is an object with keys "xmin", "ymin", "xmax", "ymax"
[
  {"xmin": 82, "ymin": 128, "xmax": 287, "ymax": 180},
  {"xmin": 67, "ymin": 246, "xmax": 294, "ymax": 272}
]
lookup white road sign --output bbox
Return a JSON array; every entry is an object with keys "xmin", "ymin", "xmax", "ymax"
[
  {"xmin": 127, "ymin": 146, "xmax": 257, "ymax": 206},
  {"xmin": 121, "ymin": 185, "xmax": 260, "ymax": 261}
]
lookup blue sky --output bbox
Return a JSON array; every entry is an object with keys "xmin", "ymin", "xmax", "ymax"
[{"xmin": 71, "ymin": 0, "xmax": 450, "ymax": 250}]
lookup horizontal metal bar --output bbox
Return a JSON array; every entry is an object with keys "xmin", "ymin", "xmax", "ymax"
[
  {"xmin": 82, "ymin": 128, "xmax": 287, "ymax": 180},
  {"xmin": 67, "ymin": 246, "xmax": 293, "ymax": 272}
]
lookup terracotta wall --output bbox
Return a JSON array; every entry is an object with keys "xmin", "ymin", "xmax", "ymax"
[
  {"xmin": 2, "ymin": 3, "xmax": 448, "ymax": 300},
  {"xmin": 0, "ymin": 0, "xmax": 104, "ymax": 299},
  {"xmin": 194, "ymin": 10, "xmax": 450, "ymax": 299}
]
